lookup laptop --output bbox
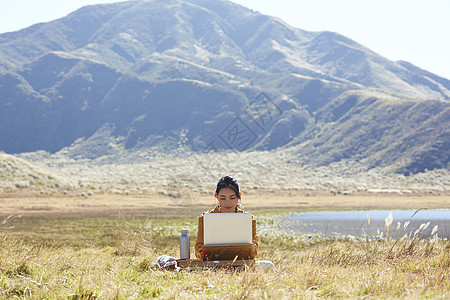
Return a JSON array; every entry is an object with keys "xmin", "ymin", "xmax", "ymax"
[{"xmin": 202, "ymin": 213, "xmax": 255, "ymax": 260}]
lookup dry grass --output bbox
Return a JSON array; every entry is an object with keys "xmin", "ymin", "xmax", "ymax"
[
  {"xmin": 1, "ymin": 238, "xmax": 448, "ymax": 299},
  {"xmin": 1, "ymin": 211, "xmax": 449, "ymax": 299},
  {"xmin": 1, "ymin": 192, "xmax": 449, "ymax": 220},
  {"xmin": 2, "ymin": 151, "xmax": 449, "ymax": 196}
]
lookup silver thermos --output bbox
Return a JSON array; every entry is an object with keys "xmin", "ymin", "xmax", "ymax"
[{"xmin": 180, "ymin": 229, "xmax": 190, "ymax": 260}]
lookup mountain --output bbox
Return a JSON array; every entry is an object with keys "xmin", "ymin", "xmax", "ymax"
[{"xmin": 0, "ymin": 0, "xmax": 448, "ymax": 174}]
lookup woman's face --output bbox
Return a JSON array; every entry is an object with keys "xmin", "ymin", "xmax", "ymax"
[{"xmin": 216, "ymin": 187, "xmax": 240, "ymax": 213}]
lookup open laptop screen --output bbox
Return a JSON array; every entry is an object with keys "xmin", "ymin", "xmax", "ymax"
[{"xmin": 203, "ymin": 213, "xmax": 252, "ymax": 245}]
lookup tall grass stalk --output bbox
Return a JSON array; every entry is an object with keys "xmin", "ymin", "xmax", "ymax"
[{"xmin": 1, "ymin": 214, "xmax": 449, "ymax": 299}]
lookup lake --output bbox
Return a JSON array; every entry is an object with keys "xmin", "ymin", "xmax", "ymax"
[{"xmin": 283, "ymin": 209, "xmax": 450, "ymax": 239}]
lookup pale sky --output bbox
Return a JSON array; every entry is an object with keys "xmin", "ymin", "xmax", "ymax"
[{"xmin": 0, "ymin": 0, "xmax": 449, "ymax": 79}]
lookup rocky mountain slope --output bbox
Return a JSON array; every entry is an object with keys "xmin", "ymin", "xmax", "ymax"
[{"xmin": 0, "ymin": 0, "xmax": 448, "ymax": 174}]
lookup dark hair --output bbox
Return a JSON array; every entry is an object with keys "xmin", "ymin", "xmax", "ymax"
[{"xmin": 215, "ymin": 175, "xmax": 240, "ymax": 198}]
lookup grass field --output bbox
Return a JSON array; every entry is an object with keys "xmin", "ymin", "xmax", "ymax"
[{"xmin": 1, "ymin": 193, "xmax": 449, "ymax": 299}]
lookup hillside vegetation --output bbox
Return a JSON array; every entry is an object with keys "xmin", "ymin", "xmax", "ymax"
[
  {"xmin": 1, "ymin": 151, "xmax": 448, "ymax": 195},
  {"xmin": 0, "ymin": 0, "xmax": 449, "ymax": 176}
]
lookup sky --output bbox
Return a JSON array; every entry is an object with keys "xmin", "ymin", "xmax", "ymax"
[{"xmin": 0, "ymin": 0, "xmax": 449, "ymax": 79}]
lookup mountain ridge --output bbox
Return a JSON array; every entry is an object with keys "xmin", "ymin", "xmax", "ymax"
[{"xmin": 0, "ymin": 0, "xmax": 448, "ymax": 175}]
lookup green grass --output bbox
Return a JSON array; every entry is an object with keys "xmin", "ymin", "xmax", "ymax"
[{"xmin": 1, "ymin": 213, "xmax": 449, "ymax": 299}]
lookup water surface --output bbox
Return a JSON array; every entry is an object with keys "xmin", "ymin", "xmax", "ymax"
[{"xmin": 283, "ymin": 209, "xmax": 449, "ymax": 239}]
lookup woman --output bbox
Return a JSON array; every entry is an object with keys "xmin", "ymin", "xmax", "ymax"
[{"xmin": 194, "ymin": 175, "xmax": 259, "ymax": 259}]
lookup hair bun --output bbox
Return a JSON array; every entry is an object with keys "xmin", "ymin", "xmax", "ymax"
[{"xmin": 216, "ymin": 175, "xmax": 240, "ymax": 196}]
